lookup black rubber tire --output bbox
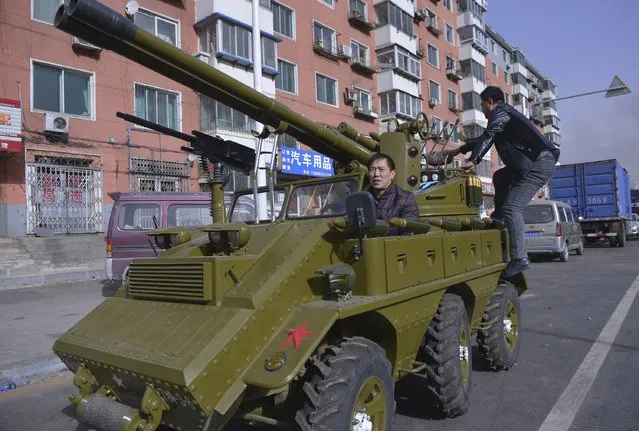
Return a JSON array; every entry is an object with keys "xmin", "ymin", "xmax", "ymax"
[
  {"xmin": 559, "ymin": 242, "xmax": 569, "ymax": 262},
  {"xmin": 477, "ymin": 282, "xmax": 521, "ymax": 371},
  {"xmin": 617, "ymin": 226, "xmax": 626, "ymax": 247},
  {"xmin": 295, "ymin": 337, "xmax": 395, "ymax": 431},
  {"xmin": 418, "ymin": 293, "xmax": 472, "ymax": 418}
]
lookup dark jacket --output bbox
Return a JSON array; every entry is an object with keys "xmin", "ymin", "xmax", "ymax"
[
  {"xmin": 367, "ymin": 184, "xmax": 419, "ymax": 235},
  {"xmin": 460, "ymin": 102, "xmax": 560, "ymax": 178}
]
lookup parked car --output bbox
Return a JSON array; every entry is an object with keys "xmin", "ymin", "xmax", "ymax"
[
  {"xmin": 524, "ymin": 199, "xmax": 584, "ymax": 262},
  {"xmin": 628, "ymin": 213, "xmax": 639, "ymax": 240},
  {"xmin": 105, "ymin": 192, "xmax": 224, "ymax": 282}
]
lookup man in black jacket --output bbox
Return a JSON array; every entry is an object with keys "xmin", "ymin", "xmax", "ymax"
[
  {"xmin": 449, "ymin": 86, "xmax": 560, "ymax": 277},
  {"xmin": 366, "ymin": 153, "xmax": 419, "ymax": 234}
]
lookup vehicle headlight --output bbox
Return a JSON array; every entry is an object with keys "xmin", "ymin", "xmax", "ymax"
[
  {"xmin": 208, "ymin": 231, "xmax": 223, "ymax": 251},
  {"xmin": 315, "ymin": 263, "xmax": 356, "ymax": 301},
  {"xmin": 154, "ymin": 234, "xmax": 171, "ymax": 250}
]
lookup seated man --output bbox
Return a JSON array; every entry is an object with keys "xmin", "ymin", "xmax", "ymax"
[{"xmin": 366, "ymin": 153, "xmax": 419, "ymax": 234}]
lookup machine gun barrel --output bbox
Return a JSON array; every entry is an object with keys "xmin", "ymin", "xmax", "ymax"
[{"xmin": 54, "ymin": 0, "xmax": 374, "ymax": 165}]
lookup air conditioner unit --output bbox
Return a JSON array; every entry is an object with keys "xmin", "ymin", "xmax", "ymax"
[
  {"xmin": 344, "ymin": 89, "xmax": 357, "ymax": 102},
  {"xmin": 340, "ymin": 44, "xmax": 352, "ymax": 58},
  {"xmin": 72, "ymin": 36, "xmax": 101, "ymax": 51},
  {"xmin": 44, "ymin": 113, "xmax": 69, "ymax": 134},
  {"xmin": 429, "ymin": 98, "xmax": 439, "ymax": 106}
]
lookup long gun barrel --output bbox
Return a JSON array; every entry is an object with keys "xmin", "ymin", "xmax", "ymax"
[{"xmin": 54, "ymin": 0, "xmax": 373, "ymax": 165}]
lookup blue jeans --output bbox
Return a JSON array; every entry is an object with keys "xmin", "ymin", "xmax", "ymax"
[{"xmin": 492, "ymin": 152, "xmax": 557, "ymax": 260}]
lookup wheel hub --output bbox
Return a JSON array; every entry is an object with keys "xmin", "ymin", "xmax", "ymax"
[
  {"xmin": 459, "ymin": 345, "xmax": 469, "ymax": 362},
  {"xmin": 352, "ymin": 411, "xmax": 373, "ymax": 431},
  {"xmin": 503, "ymin": 318, "xmax": 513, "ymax": 334}
]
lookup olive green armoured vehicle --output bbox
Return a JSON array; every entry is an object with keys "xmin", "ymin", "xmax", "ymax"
[{"xmin": 53, "ymin": 1, "xmax": 527, "ymax": 430}]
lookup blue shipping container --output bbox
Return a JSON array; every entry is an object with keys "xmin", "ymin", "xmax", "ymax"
[{"xmin": 550, "ymin": 159, "xmax": 632, "ymax": 221}]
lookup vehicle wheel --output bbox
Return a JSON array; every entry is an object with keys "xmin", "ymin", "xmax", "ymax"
[
  {"xmin": 418, "ymin": 293, "xmax": 472, "ymax": 418},
  {"xmin": 295, "ymin": 337, "xmax": 395, "ymax": 431},
  {"xmin": 559, "ymin": 242, "xmax": 569, "ymax": 262},
  {"xmin": 575, "ymin": 242, "xmax": 584, "ymax": 256},
  {"xmin": 617, "ymin": 226, "xmax": 626, "ymax": 247},
  {"xmin": 477, "ymin": 282, "xmax": 521, "ymax": 371}
]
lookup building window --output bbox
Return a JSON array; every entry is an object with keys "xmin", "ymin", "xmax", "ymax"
[
  {"xmin": 350, "ymin": 0, "xmax": 367, "ymax": 17},
  {"xmin": 32, "ymin": 0, "xmax": 63, "ymax": 24},
  {"xmin": 275, "ymin": 59, "xmax": 297, "ymax": 94},
  {"xmin": 492, "ymin": 63, "xmax": 498, "ymax": 76},
  {"xmin": 460, "ymin": 59, "xmax": 485, "ymax": 82},
  {"xmin": 354, "ymin": 88, "xmax": 371, "ymax": 111},
  {"xmin": 504, "ymin": 72, "xmax": 509, "ymax": 83},
  {"xmin": 461, "ymin": 92, "xmax": 482, "ymax": 111},
  {"xmin": 135, "ymin": 84, "xmax": 180, "ymax": 131},
  {"xmin": 445, "ymin": 23, "xmax": 455, "ymax": 45},
  {"xmin": 272, "ymin": 1, "xmax": 294, "ymax": 38},
  {"xmin": 447, "ymin": 123, "xmax": 459, "ymax": 143},
  {"xmin": 319, "ymin": 0, "xmax": 334, "ymax": 7},
  {"xmin": 380, "ymin": 46, "xmax": 421, "ymax": 79},
  {"xmin": 374, "ymin": 2, "xmax": 413, "ymax": 36},
  {"xmin": 380, "ymin": 90, "xmax": 421, "ymax": 119},
  {"xmin": 280, "ymin": 133, "xmax": 300, "ymax": 149},
  {"xmin": 477, "ymin": 159, "xmax": 492, "ymax": 177},
  {"xmin": 427, "ymin": 44, "xmax": 439, "ymax": 68},
  {"xmin": 446, "ymin": 55, "xmax": 456, "ymax": 70},
  {"xmin": 429, "ymin": 81, "xmax": 440, "ymax": 104},
  {"xmin": 200, "ymin": 95, "xmax": 255, "ymax": 134},
  {"xmin": 351, "ymin": 41, "xmax": 370, "ymax": 65},
  {"xmin": 431, "ymin": 117, "xmax": 442, "ymax": 134},
  {"xmin": 32, "ymin": 62, "xmax": 94, "ymax": 118},
  {"xmin": 262, "ymin": 38, "xmax": 277, "ymax": 69},
  {"xmin": 502, "ymin": 49, "xmax": 508, "ymax": 62},
  {"xmin": 134, "ymin": 9, "xmax": 178, "ymax": 46},
  {"xmin": 313, "ymin": 22, "xmax": 336, "ymax": 53},
  {"xmin": 316, "ymin": 73, "xmax": 337, "ymax": 106},
  {"xmin": 448, "ymin": 90, "xmax": 458, "ymax": 110},
  {"xmin": 504, "ymin": 93, "xmax": 510, "ymax": 104},
  {"xmin": 443, "ymin": 0, "xmax": 453, "ymax": 12},
  {"xmin": 221, "ymin": 21, "xmax": 252, "ymax": 60}
]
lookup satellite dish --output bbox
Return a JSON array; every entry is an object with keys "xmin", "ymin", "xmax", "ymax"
[{"xmin": 125, "ymin": 1, "xmax": 139, "ymax": 17}]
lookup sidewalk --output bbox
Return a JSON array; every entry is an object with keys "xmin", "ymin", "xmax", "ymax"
[
  {"xmin": 0, "ymin": 235, "xmax": 106, "ymax": 291},
  {"xmin": 0, "ymin": 280, "xmax": 114, "ymax": 388}
]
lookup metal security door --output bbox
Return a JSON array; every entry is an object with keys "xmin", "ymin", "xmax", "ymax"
[{"xmin": 26, "ymin": 164, "xmax": 103, "ymax": 234}]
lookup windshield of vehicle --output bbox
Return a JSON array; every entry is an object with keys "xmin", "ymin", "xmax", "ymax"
[
  {"xmin": 524, "ymin": 205, "xmax": 555, "ymax": 224},
  {"xmin": 286, "ymin": 178, "xmax": 357, "ymax": 219},
  {"xmin": 228, "ymin": 189, "xmax": 286, "ymax": 223}
]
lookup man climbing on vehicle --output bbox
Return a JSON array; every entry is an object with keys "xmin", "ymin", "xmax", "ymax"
[{"xmin": 446, "ymin": 86, "xmax": 560, "ymax": 278}]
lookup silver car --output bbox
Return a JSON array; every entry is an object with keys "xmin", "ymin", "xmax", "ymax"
[
  {"xmin": 524, "ymin": 200, "xmax": 584, "ymax": 262},
  {"xmin": 628, "ymin": 213, "xmax": 639, "ymax": 239}
]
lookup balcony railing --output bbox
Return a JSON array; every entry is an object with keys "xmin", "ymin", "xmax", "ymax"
[
  {"xmin": 353, "ymin": 103, "xmax": 379, "ymax": 119},
  {"xmin": 347, "ymin": 10, "xmax": 376, "ymax": 31},
  {"xmin": 350, "ymin": 57, "xmax": 378, "ymax": 75},
  {"xmin": 313, "ymin": 39, "xmax": 346, "ymax": 60},
  {"xmin": 426, "ymin": 17, "xmax": 441, "ymax": 36},
  {"xmin": 446, "ymin": 67, "xmax": 463, "ymax": 81}
]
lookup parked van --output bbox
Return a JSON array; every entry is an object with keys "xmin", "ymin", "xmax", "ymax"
[
  {"xmin": 524, "ymin": 199, "xmax": 584, "ymax": 262},
  {"xmin": 105, "ymin": 192, "xmax": 224, "ymax": 282}
]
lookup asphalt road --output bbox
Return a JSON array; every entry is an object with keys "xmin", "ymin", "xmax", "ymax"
[{"xmin": 1, "ymin": 241, "xmax": 638, "ymax": 431}]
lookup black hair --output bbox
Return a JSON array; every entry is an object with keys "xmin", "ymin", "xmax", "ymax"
[
  {"xmin": 480, "ymin": 86, "xmax": 505, "ymax": 103},
  {"xmin": 368, "ymin": 153, "xmax": 395, "ymax": 171}
]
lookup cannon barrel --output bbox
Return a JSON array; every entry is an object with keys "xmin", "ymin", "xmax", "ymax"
[{"xmin": 54, "ymin": 0, "xmax": 374, "ymax": 165}]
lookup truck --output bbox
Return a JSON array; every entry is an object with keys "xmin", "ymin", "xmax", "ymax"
[
  {"xmin": 550, "ymin": 159, "xmax": 633, "ymax": 247},
  {"xmin": 52, "ymin": 1, "xmax": 527, "ymax": 430}
]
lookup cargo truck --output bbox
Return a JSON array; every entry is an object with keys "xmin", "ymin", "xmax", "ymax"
[{"xmin": 550, "ymin": 159, "xmax": 632, "ymax": 247}]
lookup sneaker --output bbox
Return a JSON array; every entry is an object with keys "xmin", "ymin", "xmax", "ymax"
[{"xmin": 502, "ymin": 258, "xmax": 531, "ymax": 278}]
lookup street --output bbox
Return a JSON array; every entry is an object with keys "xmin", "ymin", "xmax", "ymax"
[{"xmin": 1, "ymin": 242, "xmax": 639, "ymax": 431}]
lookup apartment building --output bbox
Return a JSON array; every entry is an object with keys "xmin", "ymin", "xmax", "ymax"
[{"xmin": 0, "ymin": 0, "xmax": 203, "ymax": 237}]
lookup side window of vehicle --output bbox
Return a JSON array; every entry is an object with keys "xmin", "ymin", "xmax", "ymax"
[
  {"xmin": 117, "ymin": 204, "xmax": 160, "ymax": 230},
  {"xmin": 558, "ymin": 207, "xmax": 567, "ymax": 223},
  {"xmin": 566, "ymin": 208, "xmax": 574, "ymax": 222},
  {"xmin": 167, "ymin": 204, "xmax": 213, "ymax": 228}
]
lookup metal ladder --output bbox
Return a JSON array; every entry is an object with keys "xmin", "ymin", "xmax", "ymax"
[{"xmin": 251, "ymin": 126, "xmax": 281, "ymax": 222}]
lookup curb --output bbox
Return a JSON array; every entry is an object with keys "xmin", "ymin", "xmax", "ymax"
[
  {"xmin": 0, "ymin": 269, "xmax": 106, "ymax": 291},
  {"xmin": 0, "ymin": 356, "xmax": 69, "ymax": 388}
]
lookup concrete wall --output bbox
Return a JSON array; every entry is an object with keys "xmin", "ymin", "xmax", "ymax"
[{"xmin": 0, "ymin": 204, "xmax": 28, "ymax": 237}]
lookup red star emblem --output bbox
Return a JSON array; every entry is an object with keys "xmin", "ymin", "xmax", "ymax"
[{"xmin": 280, "ymin": 322, "xmax": 316, "ymax": 350}]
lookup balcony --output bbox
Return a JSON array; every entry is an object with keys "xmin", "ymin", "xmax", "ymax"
[
  {"xmin": 353, "ymin": 103, "xmax": 379, "ymax": 119},
  {"xmin": 350, "ymin": 57, "xmax": 378, "ymax": 75},
  {"xmin": 348, "ymin": 10, "xmax": 376, "ymax": 31},
  {"xmin": 426, "ymin": 17, "xmax": 441, "ymax": 37},
  {"xmin": 449, "ymin": 104, "xmax": 462, "ymax": 114},
  {"xmin": 446, "ymin": 67, "xmax": 463, "ymax": 81},
  {"xmin": 313, "ymin": 39, "xmax": 346, "ymax": 61}
]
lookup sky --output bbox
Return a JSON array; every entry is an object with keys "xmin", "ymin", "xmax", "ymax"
[{"xmin": 485, "ymin": 0, "xmax": 639, "ymax": 186}]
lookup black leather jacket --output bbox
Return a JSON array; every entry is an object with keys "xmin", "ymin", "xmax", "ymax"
[{"xmin": 460, "ymin": 102, "xmax": 560, "ymax": 177}]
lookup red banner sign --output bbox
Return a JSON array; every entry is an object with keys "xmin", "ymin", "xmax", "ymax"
[{"xmin": 0, "ymin": 98, "xmax": 22, "ymax": 153}]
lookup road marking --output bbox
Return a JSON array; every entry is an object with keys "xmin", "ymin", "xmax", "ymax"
[{"xmin": 538, "ymin": 274, "xmax": 639, "ymax": 431}]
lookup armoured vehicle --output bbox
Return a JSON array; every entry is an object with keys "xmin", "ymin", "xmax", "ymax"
[{"xmin": 52, "ymin": 1, "xmax": 527, "ymax": 430}]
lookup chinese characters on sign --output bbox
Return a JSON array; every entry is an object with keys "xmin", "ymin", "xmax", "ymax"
[
  {"xmin": 481, "ymin": 180, "xmax": 495, "ymax": 195},
  {"xmin": 0, "ymin": 98, "xmax": 22, "ymax": 153},
  {"xmin": 280, "ymin": 146, "xmax": 334, "ymax": 177}
]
